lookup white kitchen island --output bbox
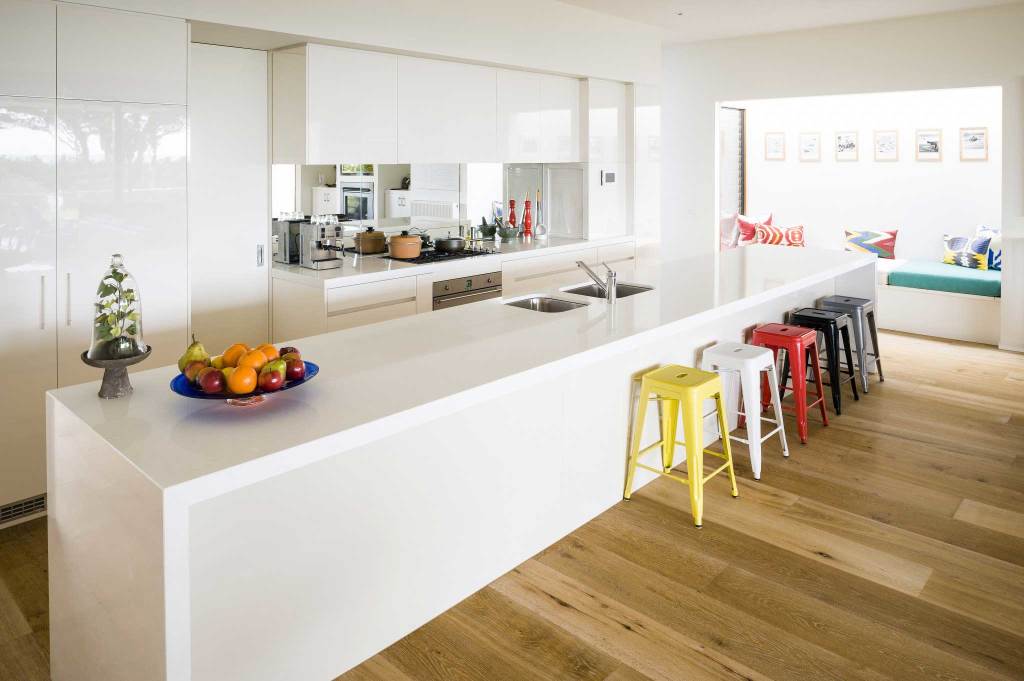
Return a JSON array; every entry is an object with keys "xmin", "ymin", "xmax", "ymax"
[{"xmin": 47, "ymin": 245, "xmax": 875, "ymax": 681}]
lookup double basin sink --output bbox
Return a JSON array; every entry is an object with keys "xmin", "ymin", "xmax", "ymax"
[{"xmin": 505, "ymin": 282, "xmax": 653, "ymax": 313}]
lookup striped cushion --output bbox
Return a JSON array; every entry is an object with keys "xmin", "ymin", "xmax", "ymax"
[
  {"xmin": 943, "ymin": 234, "xmax": 991, "ymax": 270},
  {"xmin": 844, "ymin": 229, "xmax": 898, "ymax": 259},
  {"xmin": 737, "ymin": 213, "xmax": 772, "ymax": 246},
  {"xmin": 757, "ymin": 223, "xmax": 805, "ymax": 247}
]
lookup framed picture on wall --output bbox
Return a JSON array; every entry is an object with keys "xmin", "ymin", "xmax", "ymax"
[
  {"xmin": 959, "ymin": 127, "xmax": 988, "ymax": 161},
  {"xmin": 764, "ymin": 132, "xmax": 785, "ymax": 160},
  {"xmin": 798, "ymin": 132, "xmax": 820, "ymax": 161},
  {"xmin": 835, "ymin": 131, "xmax": 858, "ymax": 161},
  {"xmin": 916, "ymin": 129, "xmax": 942, "ymax": 161},
  {"xmin": 873, "ymin": 130, "xmax": 899, "ymax": 161}
]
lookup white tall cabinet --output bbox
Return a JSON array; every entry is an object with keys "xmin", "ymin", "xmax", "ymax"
[
  {"xmin": 0, "ymin": 1, "xmax": 188, "ymax": 513},
  {"xmin": 497, "ymin": 69, "xmax": 581, "ymax": 163},
  {"xmin": 585, "ymin": 78, "xmax": 629, "ymax": 239},
  {"xmin": 189, "ymin": 44, "xmax": 270, "ymax": 352}
]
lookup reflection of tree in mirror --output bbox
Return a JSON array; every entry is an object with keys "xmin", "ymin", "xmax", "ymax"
[{"xmin": 0, "ymin": 105, "xmax": 54, "ymax": 262}]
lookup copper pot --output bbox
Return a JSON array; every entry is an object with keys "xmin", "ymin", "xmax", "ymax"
[
  {"xmin": 389, "ymin": 231, "xmax": 422, "ymax": 260},
  {"xmin": 353, "ymin": 227, "xmax": 386, "ymax": 254}
]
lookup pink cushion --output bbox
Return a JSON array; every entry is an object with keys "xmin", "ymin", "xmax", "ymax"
[
  {"xmin": 757, "ymin": 223, "xmax": 805, "ymax": 247},
  {"xmin": 737, "ymin": 213, "xmax": 772, "ymax": 245}
]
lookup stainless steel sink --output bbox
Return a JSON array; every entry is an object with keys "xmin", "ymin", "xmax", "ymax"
[
  {"xmin": 564, "ymin": 283, "xmax": 654, "ymax": 299},
  {"xmin": 505, "ymin": 296, "xmax": 589, "ymax": 313}
]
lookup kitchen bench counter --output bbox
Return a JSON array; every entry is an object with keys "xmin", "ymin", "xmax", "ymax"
[{"xmin": 47, "ymin": 245, "xmax": 875, "ymax": 681}]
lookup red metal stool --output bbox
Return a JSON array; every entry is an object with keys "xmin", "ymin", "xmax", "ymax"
[{"xmin": 752, "ymin": 323, "xmax": 829, "ymax": 444}]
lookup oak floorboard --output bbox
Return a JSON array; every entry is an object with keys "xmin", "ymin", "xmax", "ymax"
[{"xmin": 953, "ymin": 498, "xmax": 1024, "ymax": 539}]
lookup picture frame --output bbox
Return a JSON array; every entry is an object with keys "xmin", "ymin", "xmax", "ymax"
[
  {"xmin": 873, "ymin": 130, "xmax": 899, "ymax": 161},
  {"xmin": 764, "ymin": 132, "xmax": 785, "ymax": 161},
  {"xmin": 798, "ymin": 132, "xmax": 820, "ymax": 162},
  {"xmin": 959, "ymin": 127, "xmax": 988, "ymax": 161},
  {"xmin": 835, "ymin": 131, "xmax": 858, "ymax": 161},
  {"xmin": 915, "ymin": 129, "xmax": 942, "ymax": 161}
]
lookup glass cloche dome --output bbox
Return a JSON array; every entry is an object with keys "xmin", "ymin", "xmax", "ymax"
[{"xmin": 86, "ymin": 254, "xmax": 148, "ymax": 360}]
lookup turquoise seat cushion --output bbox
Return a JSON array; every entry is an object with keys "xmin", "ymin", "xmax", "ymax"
[{"xmin": 888, "ymin": 260, "xmax": 1001, "ymax": 297}]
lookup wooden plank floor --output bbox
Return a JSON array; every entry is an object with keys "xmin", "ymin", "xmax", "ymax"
[{"xmin": 2, "ymin": 332, "xmax": 1022, "ymax": 680}]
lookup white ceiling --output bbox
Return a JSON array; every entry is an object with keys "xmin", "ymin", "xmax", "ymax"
[{"xmin": 557, "ymin": 0, "xmax": 1017, "ymax": 43}]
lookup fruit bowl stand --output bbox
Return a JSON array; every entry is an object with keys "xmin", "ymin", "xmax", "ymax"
[{"xmin": 80, "ymin": 347, "xmax": 152, "ymax": 399}]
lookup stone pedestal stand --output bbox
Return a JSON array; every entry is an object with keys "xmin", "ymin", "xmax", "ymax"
[{"xmin": 80, "ymin": 347, "xmax": 152, "ymax": 399}]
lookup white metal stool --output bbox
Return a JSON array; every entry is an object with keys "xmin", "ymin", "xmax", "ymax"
[{"xmin": 701, "ymin": 342, "xmax": 790, "ymax": 480}]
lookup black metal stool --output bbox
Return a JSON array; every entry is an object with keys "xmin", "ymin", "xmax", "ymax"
[
  {"xmin": 817, "ymin": 294, "xmax": 883, "ymax": 393},
  {"xmin": 783, "ymin": 308, "xmax": 859, "ymax": 415}
]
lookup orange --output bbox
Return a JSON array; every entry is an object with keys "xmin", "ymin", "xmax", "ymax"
[
  {"xmin": 223, "ymin": 343, "xmax": 249, "ymax": 368},
  {"xmin": 226, "ymin": 366, "xmax": 257, "ymax": 395},
  {"xmin": 237, "ymin": 349, "xmax": 268, "ymax": 372},
  {"xmin": 257, "ymin": 344, "xmax": 279, "ymax": 361}
]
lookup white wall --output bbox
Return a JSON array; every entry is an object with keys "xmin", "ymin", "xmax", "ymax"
[
  {"xmin": 74, "ymin": 0, "xmax": 661, "ymax": 84},
  {"xmin": 662, "ymin": 2, "xmax": 1024, "ymax": 350},
  {"xmin": 736, "ymin": 87, "xmax": 1002, "ymax": 259}
]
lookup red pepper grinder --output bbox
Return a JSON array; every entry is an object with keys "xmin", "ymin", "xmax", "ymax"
[
  {"xmin": 508, "ymin": 199, "xmax": 517, "ymax": 231},
  {"xmin": 523, "ymin": 200, "xmax": 533, "ymax": 237}
]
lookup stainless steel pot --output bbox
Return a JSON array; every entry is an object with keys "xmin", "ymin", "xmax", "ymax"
[{"xmin": 433, "ymin": 237, "xmax": 466, "ymax": 253}]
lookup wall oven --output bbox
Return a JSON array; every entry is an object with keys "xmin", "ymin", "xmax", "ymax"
[
  {"xmin": 432, "ymin": 272, "xmax": 502, "ymax": 310},
  {"xmin": 341, "ymin": 182, "xmax": 374, "ymax": 220}
]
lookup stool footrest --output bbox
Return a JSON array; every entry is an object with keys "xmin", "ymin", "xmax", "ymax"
[{"xmin": 731, "ymin": 424, "xmax": 783, "ymax": 446}]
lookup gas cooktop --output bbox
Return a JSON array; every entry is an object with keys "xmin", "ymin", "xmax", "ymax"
[{"xmin": 382, "ymin": 248, "xmax": 495, "ymax": 265}]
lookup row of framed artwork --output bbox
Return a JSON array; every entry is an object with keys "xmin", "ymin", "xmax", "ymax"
[{"xmin": 763, "ymin": 127, "xmax": 989, "ymax": 162}]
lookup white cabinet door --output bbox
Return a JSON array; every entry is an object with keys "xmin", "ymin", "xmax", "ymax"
[
  {"xmin": 326, "ymin": 276, "xmax": 419, "ymax": 331},
  {"xmin": 387, "ymin": 190, "xmax": 410, "ymax": 218},
  {"xmin": 312, "ymin": 186, "xmax": 341, "ymax": 214},
  {"xmin": 586, "ymin": 78, "xmax": 627, "ymax": 164},
  {"xmin": 497, "ymin": 69, "xmax": 540, "ymax": 163},
  {"xmin": 0, "ymin": 0, "xmax": 55, "ymax": 98},
  {"xmin": 57, "ymin": 3, "xmax": 186, "ymax": 104},
  {"xmin": 189, "ymin": 44, "xmax": 270, "ymax": 354},
  {"xmin": 306, "ymin": 45, "xmax": 398, "ymax": 164},
  {"xmin": 399, "ymin": 56, "xmax": 496, "ymax": 162},
  {"xmin": 57, "ymin": 100, "xmax": 187, "ymax": 387},
  {"xmin": 271, "ymin": 51, "xmax": 306, "ymax": 164},
  {"xmin": 540, "ymin": 74, "xmax": 580, "ymax": 162},
  {"xmin": 501, "ymin": 248, "xmax": 598, "ymax": 297},
  {"xmin": 0, "ymin": 97, "xmax": 56, "ymax": 507}
]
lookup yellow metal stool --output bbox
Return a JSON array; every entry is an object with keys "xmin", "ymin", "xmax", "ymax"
[{"xmin": 624, "ymin": 364, "xmax": 739, "ymax": 527}]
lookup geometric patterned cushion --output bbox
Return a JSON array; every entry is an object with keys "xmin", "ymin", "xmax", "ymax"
[
  {"xmin": 844, "ymin": 229, "xmax": 898, "ymax": 259},
  {"xmin": 737, "ymin": 213, "xmax": 772, "ymax": 246},
  {"xmin": 943, "ymin": 234, "xmax": 991, "ymax": 270},
  {"xmin": 976, "ymin": 225, "xmax": 1002, "ymax": 270},
  {"xmin": 757, "ymin": 223, "xmax": 805, "ymax": 247}
]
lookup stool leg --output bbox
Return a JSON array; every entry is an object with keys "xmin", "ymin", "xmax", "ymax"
[
  {"xmin": 850, "ymin": 310, "xmax": 869, "ymax": 393},
  {"xmin": 740, "ymin": 366, "xmax": 763, "ymax": 480},
  {"xmin": 779, "ymin": 349, "xmax": 791, "ymax": 401},
  {"xmin": 715, "ymin": 392, "xmax": 740, "ymax": 498},
  {"xmin": 809, "ymin": 345, "xmax": 830, "ymax": 427},
  {"xmin": 840, "ymin": 325, "xmax": 859, "ymax": 402},
  {"xmin": 767, "ymin": 363, "xmax": 789, "ymax": 458},
  {"xmin": 681, "ymin": 397, "xmax": 704, "ymax": 527},
  {"xmin": 867, "ymin": 310, "xmax": 884, "ymax": 382},
  {"xmin": 624, "ymin": 386, "xmax": 650, "ymax": 500},
  {"xmin": 660, "ymin": 398, "xmax": 678, "ymax": 472},
  {"xmin": 824, "ymin": 328, "xmax": 842, "ymax": 415},
  {"xmin": 791, "ymin": 347, "xmax": 809, "ymax": 444}
]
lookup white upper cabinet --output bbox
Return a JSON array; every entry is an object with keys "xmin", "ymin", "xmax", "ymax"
[
  {"xmin": 306, "ymin": 45, "xmax": 398, "ymax": 164},
  {"xmin": 0, "ymin": 0, "xmax": 56, "ymax": 98},
  {"xmin": 271, "ymin": 51, "xmax": 306, "ymax": 165},
  {"xmin": 57, "ymin": 3, "xmax": 186, "ymax": 104},
  {"xmin": 398, "ymin": 56, "xmax": 497, "ymax": 163},
  {"xmin": 585, "ymin": 78, "xmax": 627, "ymax": 164},
  {"xmin": 497, "ymin": 69, "xmax": 541, "ymax": 163},
  {"xmin": 540, "ymin": 75, "xmax": 581, "ymax": 162}
]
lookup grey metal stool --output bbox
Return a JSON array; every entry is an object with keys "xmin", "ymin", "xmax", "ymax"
[{"xmin": 817, "ymin": 294, "xmax": 884, "ymax": 393}]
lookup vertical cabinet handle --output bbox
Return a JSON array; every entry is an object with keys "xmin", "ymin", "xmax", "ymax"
[
  {"xmin": 65, "ymin": 273, "xmax": 72, "ymax": 326},
  {"xmin": 257, "ymin": 244, "xmax": 265, "ymax": 267},
  {"xmin": 40, "ymin": 275, "xmax": 46, "ymax": 330}
]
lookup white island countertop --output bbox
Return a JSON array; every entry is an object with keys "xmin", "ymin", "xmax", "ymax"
[
  {"xmin": 49, "ymin": 246, "xmax": 874, "ymax": 495},
  {"xmin": 271, "ymin": 234, "xmax": 633, "ymax": 287}
]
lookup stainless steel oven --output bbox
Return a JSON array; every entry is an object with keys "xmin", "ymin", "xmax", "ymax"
[
  {"xmin": 432, "ymin": 272, "xmax": 502, "ymax": 310},
  {"xmin": 341, "ymin": 182, "xmax": 374, "ymax": 220}
]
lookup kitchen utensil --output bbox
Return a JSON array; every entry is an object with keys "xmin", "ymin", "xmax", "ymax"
[
  {"xmin": 478, "ymin": 224, "xmax": 497, "ymax": 239},
  {"xmin": 389, "ymin": 230, "xmax": 422, "ymax": 259},
  {"xmin": 353, "ymin": 226, "xmax": 387, "ymax": 254},
  {"xmin": 433, "ymin": 236, "xmax": 466, "ymax": 253},
  {"xmin": 169, "ymin": 361, "xmax": 319, "ymax": 406}
]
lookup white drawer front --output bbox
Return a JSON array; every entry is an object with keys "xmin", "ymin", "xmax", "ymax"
[{"xmin": 327, "ymin": 277, "xmax": 418, "ymax": 315}]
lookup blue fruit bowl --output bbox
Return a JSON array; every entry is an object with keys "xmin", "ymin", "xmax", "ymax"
[{"xmin": 170, "ymin": 361, "xmax": 319, "ymax": 404}]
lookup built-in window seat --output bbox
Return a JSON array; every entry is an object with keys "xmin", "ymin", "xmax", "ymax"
[{"xmin": 875, "ymin": 258, "xmax": 1001, "ymax": 345}]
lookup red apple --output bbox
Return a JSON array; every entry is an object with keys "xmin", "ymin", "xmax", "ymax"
[
  {"xmin": 285, "ymin": 358, "xmax": 305, "ymax": 381},
  {"xmin": 258, "ymin": 369, "xmax": 284, "ymax": 392},
  {"xmin": 279, "ymin": 346, "xmax": 300, "ymax": 358},
  {"xmin": 184, "ymin": 360, "xmax": 208, "ymax": 383},
  {"xmin": 197, "ymin": 367, "xmax": 225, "ymax": 394},
  {"xmin": 280, "ymin": 351, "xmax": 301, "ymax": 364}
]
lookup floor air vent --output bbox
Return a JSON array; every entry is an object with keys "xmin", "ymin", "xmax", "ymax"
[{"xmin": 0, "ymin": 494, "xmax": 46, "ymax": 525}]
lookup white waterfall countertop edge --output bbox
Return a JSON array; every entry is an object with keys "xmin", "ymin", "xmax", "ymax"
[
  {"xmin": 49, "ymin": 246, "xmax": 875, "ymax": 503},
  {"xmin": 271, "ymin": 235, "xmax": 634, "ymax": 288}
]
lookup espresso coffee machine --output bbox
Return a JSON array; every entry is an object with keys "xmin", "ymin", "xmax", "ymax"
[{"xmin": 298, "ymin": 222, "xmax": 344, "ymax": 270}]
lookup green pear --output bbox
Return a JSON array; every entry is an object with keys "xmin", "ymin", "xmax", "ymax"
[{"xmin": 177, "ymin": 333, "xmax": 210, "ymax": 373}]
